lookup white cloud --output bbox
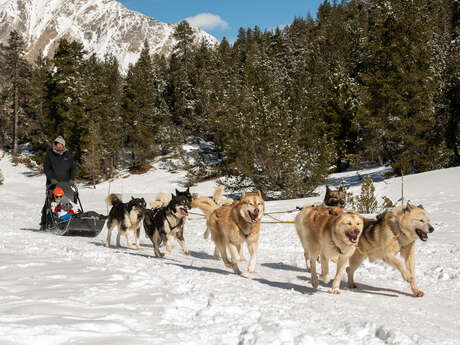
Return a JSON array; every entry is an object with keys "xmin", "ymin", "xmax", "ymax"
[{"xmin": 183, "ymin": 13, "xmax": 229, "ymax": 31}]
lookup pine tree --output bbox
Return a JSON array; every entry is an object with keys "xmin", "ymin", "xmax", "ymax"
[
  {"xmin": 47, "ymin": 39, "xmax": 87, "ymax": 161},
  {"xmin": 167, "ymin": 20, "xmax": 196, "ymax": 129},
  {"xmin": 23, "ymin": 54, "xmax": 51, "ymax": 161},
  {"xmin": 122, "ymin": 41, "xmax": 160, "ymax": 170},
  {"xmin": 355, "ymin": 175, "xmax": 378, "ymax": 213},
  {"xmin": 2, "ymin": 30, "xmax": 30, "ymax": 154}
]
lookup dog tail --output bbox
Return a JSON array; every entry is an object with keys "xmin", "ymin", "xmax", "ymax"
[
  {"xmin": 192, "ymin": 196, "xmax": 219, "ymax": 218},
  {"xmin": 106, "ymin": 193, "xmax": 122, "ymax": 207},
  {"xmin": 149, "ymin": 192, "xmax": 170, "ymax": 209},
  {"xmin": 213, "ymin": 185, "xmax": 225, "ymax": 201}
]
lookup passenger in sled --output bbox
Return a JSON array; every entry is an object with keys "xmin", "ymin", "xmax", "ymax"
[
  {"xmin": 51, "ymin": 187, "xmax": 75, "ymax": 221},
  {"xmin": 40, "ymin": 135, "xmax": 77, "ymax": 230}
]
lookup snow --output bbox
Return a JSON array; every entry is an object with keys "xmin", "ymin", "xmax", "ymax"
[{"xmin": 1, "ymin": 153, "xmax": 460, "ymax": 345}]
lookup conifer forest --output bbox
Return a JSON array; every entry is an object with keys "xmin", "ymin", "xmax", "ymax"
[{"xmin": 0, "ymin": 0, "xmax": 458, "ymax": 199}]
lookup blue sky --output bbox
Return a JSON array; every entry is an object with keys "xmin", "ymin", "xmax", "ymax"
[{"xmin": 118, "ymin": 0, "xmax": 325, "ymax": 42}]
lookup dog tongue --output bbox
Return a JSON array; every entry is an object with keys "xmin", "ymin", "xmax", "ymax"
[
  {"xmin": 416, "ymin": 229, "xmax": 428, "ymax": 241},
  {"xmin": 180, "ymin": 208, "xmax": 188, "ymax": 215}
]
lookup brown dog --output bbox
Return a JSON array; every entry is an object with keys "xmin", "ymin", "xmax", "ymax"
[
  {"xmin": 295, "ymin": 205, "xmax": 363, "ymax": 294},
  {"xmin": 346, "ymin": 204, "xmax": 434, "ymax": 297},
  {"xmin": 192, "ymin": 191, "xmax": 264, "ymax": 275}
]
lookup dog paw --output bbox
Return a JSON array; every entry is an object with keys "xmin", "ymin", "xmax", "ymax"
[
  {"xmin": 239, "ymin": 256, "xmax": 246, "ymax": 262},
  {"xmin": 155, "ymin": 252, "xmax": 165, "ymax": 258},
  {"xmin": 184, "ymin": 250, "xmax": 190, "ymax": 256},
  {"xmin": 347, "ymin": 282, "xmax": 357, "ymax": 289},
  {"xmin": 413, "ymin": 289, "xmax": 424, "ymax": 297},
  {"xmin": 232, "ymin": 264, "xmax": 243, "ymax": 275},
  {"xmin": 320, "ymin": 274, "xmax": 330, "ymax": 284},
  {"xmin": 136, "ymin": 246, "xmax": 143, "ymax": 251},
  {"xmin": 104, "ymin": 242, "xmax": 110, "ymax": 247},
  {"xmin": 331, "ymin": 288, "xmax": 341, "ymax": 294},
  {"xmin": 311, "ymin": 276, "xmax": 319, "ymax": 289}
]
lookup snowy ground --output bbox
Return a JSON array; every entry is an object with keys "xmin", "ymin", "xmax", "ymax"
[{"xmin": 0, "ymin": 153, "xmax": 459, "ymax": 345}]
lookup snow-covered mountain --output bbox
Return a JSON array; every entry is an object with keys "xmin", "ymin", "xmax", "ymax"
[{"xmin": 0, "ymin": 0, "xmax": 218, "ymax": 71}]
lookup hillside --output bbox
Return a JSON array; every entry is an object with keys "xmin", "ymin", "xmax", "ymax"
[{"xmin": 0, "ymin": 154, "xmax": 459, "ymax": 344}]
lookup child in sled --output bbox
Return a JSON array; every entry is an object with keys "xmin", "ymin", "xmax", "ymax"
[{"xmin": 51, "ymin": 187, "xmax": 75, "ymax": 221}]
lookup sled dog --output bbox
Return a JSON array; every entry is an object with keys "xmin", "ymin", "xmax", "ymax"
[
  {"xmin": 346, "ymin": 204, "xmax": 434, "ymax": 297},
  {"xmin": 144, "ymin": 188, "xmax": 193, "ymax": 257},
  {"xmin": 105, "ymin": 194, "xmax": 146, "ymax": 250},
  {"xmin": 295, "ymin": 205, "xmax": 363, "ymax": 294},
  {"xmin": 192, "ymin": 191, "xmax": 264, "ymax": 275},
  {"xmin": 324, "ymin": 185, "xmax": 346, "ymax": 207}
]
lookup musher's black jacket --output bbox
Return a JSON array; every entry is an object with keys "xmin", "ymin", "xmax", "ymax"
[{"xmin": 43, "ymin": 149, "xmax": 77, "ymax": 185}]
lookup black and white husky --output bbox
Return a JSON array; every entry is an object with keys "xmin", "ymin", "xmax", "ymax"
[
  {"xmin": 105, "ymin": 194, "xmax": 146, "ymax": 250},
  {"xmin": 144, "ymin": 188, "xmax": 192, "ymax": 257}
]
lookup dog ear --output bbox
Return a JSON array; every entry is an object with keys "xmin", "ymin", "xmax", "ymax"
[
  {"xmin": 256, "ymin": 190, "xmax": 262, "ymax": 198},
  {"xmin": 417, "ymin": 204, "xmax": 424, "ymax": 209},
  {"xmin": 175, "ymin": 189, "xmax": 180, "ymax": 195},
  {"xmin": 241, "ymin": 191, "xmax": 246, "ymax": 198},
  {"xmin": 131, "ymin": 196, "xmax": 135, "ymax": 200},
  {"xmin": 186, "ymin": 187, "xmax": 190, "ymax": 193},
  {"xmin": 326, "ymin": 185, "xmax": 331, "ymax": 192},
  {"xmin": 338, "ymin": 185, "xmax": 344, "ymax": 191}
]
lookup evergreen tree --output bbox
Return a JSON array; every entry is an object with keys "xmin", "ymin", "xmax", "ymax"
[
  {"xmin": 24, "ymin": 54, "xmax": 52, "ymax": 161},
  {"xmin": 47, "ymin": 39, "xmax": 87, "ymax": 161},
  {"xmin": 122, "ymin": 41, "xmax": 160, "ymax": 169},
  {"xmin": 355, "ymin": 175, "xmax": 378, "ymax": 213},
  {"xmin": 167, "ymin": 21, "xmax": 196, "ymax": 129},
  {"xmin": 2, "ymin": 30, "xmax": 30, "ymax": 154}
]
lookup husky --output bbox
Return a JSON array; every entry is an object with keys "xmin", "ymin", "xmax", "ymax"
[
  {"xmin": 105, "ymin": 194, "xmax": 146, "ymax": 250},
  {"xmin": 324, "ymin": 185, "xmax": 346, "ymax": 207},
  {"xmin": 295, "ymin": 205, "xmax": 363, "ymax": 294},
  {"xmin": 346, "ymin": 204, "xmax": 434, "ymax": 297},
  {"xmin": 193, "ymin": 191, "xmax": 264, "ymax": 275},
  {"xmin": 144, "ymin": 188, "xmax": 193, "ymax": 257}
]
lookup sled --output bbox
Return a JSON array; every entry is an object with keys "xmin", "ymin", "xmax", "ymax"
[{"xmin": 43, "ymin": 182, "xmax": 107, "ymax": 237}]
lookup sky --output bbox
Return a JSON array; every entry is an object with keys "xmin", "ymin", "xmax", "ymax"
[{"xmin": 118, "ymin": 0, "xmax": 325, "ymax": 42}]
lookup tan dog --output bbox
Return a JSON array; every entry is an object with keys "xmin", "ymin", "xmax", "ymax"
[
  {"xmin": 346, "ymin": 204, "xmax": 434, "ymax": 297},
  {"xmin": 192, "ymin": 191, "xmax": 264, "ymax": 275},
  {"xmin": 295, "ymin": 205, "xmax": 363, "ymax": 294}
]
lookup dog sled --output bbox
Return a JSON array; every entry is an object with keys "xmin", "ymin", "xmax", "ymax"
[{"xmin": 42, "ymin": 182, "xmax": 107, "ymax": 237}]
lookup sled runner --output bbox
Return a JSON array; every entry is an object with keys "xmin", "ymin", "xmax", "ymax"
[{"xmin": 43, "ymin": 182, "xmax": 107, "ymax": 237}]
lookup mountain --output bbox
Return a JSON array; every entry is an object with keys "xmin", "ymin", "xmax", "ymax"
[{"xmin": 0, "ymin": 0, "xmax": 218, "ymax": 71}]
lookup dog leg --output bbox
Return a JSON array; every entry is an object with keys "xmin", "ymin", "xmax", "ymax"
[
  {"xmin": 227, "ymin": 243, "xmax": 243, "ymax": 275},
  {"xmin": 346, "ymin": 252, "xmax": 366, "ymax": 289},
  {"xmin": 105, "ymin": 221, "xmax": 114, "ymax": 247},
  {"xmin": 116, "ymin": 229, "xmax": 123, "ymax": 248},
  {"xmin": 319, "ymin": 254, "xmax": 330, "ymax": 284},
  {"xmin": 212, "ymin": 246, "xmax": 221, "ymax": 259},
  {"xmin": 135, "ymin": 227, "xmax": 143, "ymax": 250},
  {"xmin": 331, "ymin": 255, "xmax": 348, "ymax": 294},
  {"xmin": 151, "ymin": 232, "xmax": 165, "ymax": 258},
  {"xmin": 217, "ymin": 243, "xmax": 232, "ymax": 268},
  {"xmin": 124, "ymin": 228, "xmax": 133, "ymax": 249},
  {"xmin": 175, "ymin": 228, "xmax": 190, "ymax": 256},
  {"xmin": 237, "ymin": 244, "xmax": 246, "ymax": 261},
  {"xmin": 382, "ymin": 254, "xmax": 414, "ymax": 289},
  {"xmin": 400, "ymin": 243, "xmax": 423, "ymax": 297},
  {"xmin": 310, "ymin": 253, "xmax": 320, "ymax": 289},
  {"xmin": 247, "ymin": 241, "xmax": 258, "ymax": 273}
]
